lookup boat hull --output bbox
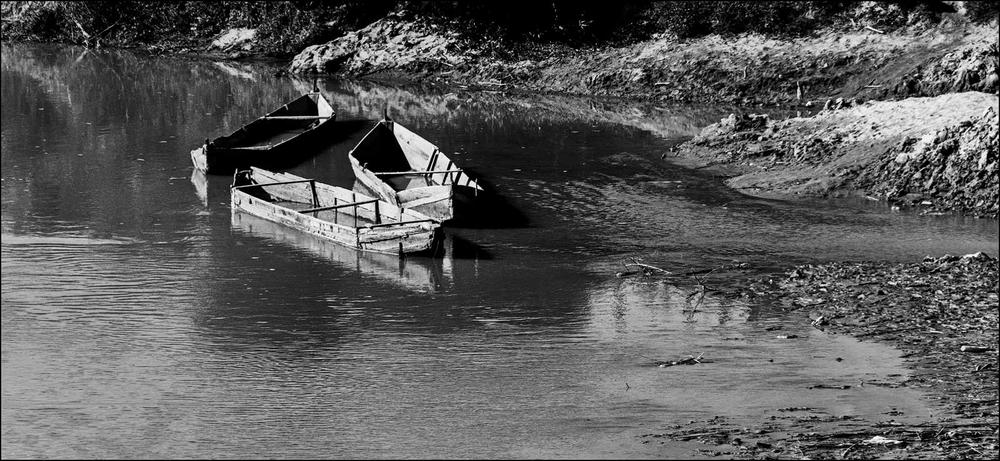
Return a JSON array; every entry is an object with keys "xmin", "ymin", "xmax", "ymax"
[
  {"xmin": 231, "ymin": 168, "xmax": 440, "ymax": 256},
  {"xmin": 193, "ymin": 93, "xmax": 337, "ymax": 175},
  {"xmin": 348, "ymin": 119, "xmax": 485, "ymax": 224}
]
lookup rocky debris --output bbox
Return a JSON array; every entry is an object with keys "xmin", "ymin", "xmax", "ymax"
[
  {"xmin": 769, "ymin": 252, "xmax": 999, "ymax": 426},
  {"xmin": 857, "ymin": 104, "xmax": 999, "ymax": 217},
  {"xmin": 822, "ymin": 97, "xmax": 860, "ymax": 111},
  {"xmin": 289, "ymin": 15, "xmax": 466, "ymax": 76},
  {"xmin": 671, "ymin": 91, "xmax": 999, "ymax": 217},
  {"xmin": 208, "ymin": 28, "xmax": 257, "ymax": 54},
  {"xmin": 884, "ymin": 30, "xmax": 999, "ymax": 99},
  {"xmin": 706, "ymin": 252, "xmax": 1000, "ymax": 459},
  {"xmin": 646, "ymin": 413, "xmax": 998, "ymax": 460},
  {"xmin": 690, "ymin": 113, "xmax": 771, "ymax": 144}
]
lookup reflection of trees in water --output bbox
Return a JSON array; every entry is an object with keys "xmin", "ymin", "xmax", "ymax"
[
  {"xmin": 0, "ymin": 44, "xmax": 300, "ymax": 239},
  {"xmin": 600, "ymin": 277, "xmax": 750, "ymax": 334},
  {"xmin": 1, "ymin": 44, "xmax": 299, "ymax": 147},
  {"xmin": 310, "ymin": 77, "xmax": 744, "ymax": 141}
]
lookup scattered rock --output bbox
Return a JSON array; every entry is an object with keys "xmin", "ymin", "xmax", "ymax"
[
  {"xmin": 209, "ymin": 28, "xmax": 257, "ymax": 53},
  {"xmin": 290, "ymin": 15, "xmax": 466, "ymax": 75}
]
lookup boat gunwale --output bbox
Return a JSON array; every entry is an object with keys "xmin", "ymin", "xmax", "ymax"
[
  {"xmin": 210, "ymin": 92, "xmax": 335, "ymax": 151},
  {"xmin": 232, "ymin": 170, "xmax": 438, "ymax": 233}
]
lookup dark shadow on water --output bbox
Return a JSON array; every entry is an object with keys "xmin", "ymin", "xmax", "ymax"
[
  {"xmin": 331, "ymin": 118, "xmax": 375, "ymax": 137},
  {"xmin": 440, "ymin": 232, "xmax": 493, "ymax": 260},
  {"xmin": 446, "ymin": 166, "xmax": 532, "ymax": 229}
]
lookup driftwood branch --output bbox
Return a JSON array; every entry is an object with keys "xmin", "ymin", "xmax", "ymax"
[
  {"xmin": 657, "ymin": 352, "xmax": 708, "ymax": 368},
  {"xmin": 616, "ymin": 258, "xmax": 750, "ymax": 278},
  {"xmin": 617, "ymin": 258, "xmax": 672, "ymax": 277},
  {"xmin": 92, "ymin": 20, "xmax": 121, "ymax": 39},
  {"xmin": 71, "ymin": 19, "xmax": 91, "ymax": 39}
]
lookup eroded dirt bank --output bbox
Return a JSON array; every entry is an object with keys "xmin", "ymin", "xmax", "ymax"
[
  {"xmin": 668, "ymin": 92, "xmax": 999, "ymax": 218},
  {"xmin": 289, "ymin": 15, "xmax": 998, "ymax": 106},
  {"xmin": 642, "ymin": 253, "xmax": 999, "ymax": 459}
]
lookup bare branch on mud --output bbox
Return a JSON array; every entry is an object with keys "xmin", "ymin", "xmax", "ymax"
[
  {"xmin": 960, "ymin": 345, "xmax": 990, "ymax": 353},
  {"xmin": 617, "ymin": 258, "xmax": 672, "ymax": 277},
  {"xmin": 657, "ymin": 352, "xmax": 708, "ymax": 368},
  {"xmin": 808, "ymin": 384, "xmax": 852, "ymax": 390},
  {"xmin": 811, "ymin": 315, "xmax": 828, "ymax": 328},
  {"xmin": 616, "ymin": 259, "xmax": 750, "ymax": 278}
]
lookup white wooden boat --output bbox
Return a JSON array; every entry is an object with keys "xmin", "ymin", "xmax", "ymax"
[
  {"xmin": 231, "ymin": 167, "xmax": 440, "ymax": 255},
  {"xmin": 348, "ymin": 118, "xmax": 484, "ymax": 223}
]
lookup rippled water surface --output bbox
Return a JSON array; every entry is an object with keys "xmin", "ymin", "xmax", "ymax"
[{"xmin": 3, "ymin": 44, "xmax": 997, "ymax": 459}]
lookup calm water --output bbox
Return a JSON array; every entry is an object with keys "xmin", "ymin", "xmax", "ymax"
[{"xmin": 2, "ymin": 44, "xmax": 997, "ymax": 459}]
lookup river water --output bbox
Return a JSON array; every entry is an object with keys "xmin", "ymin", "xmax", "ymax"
[{"xmin": 2, "ymin": 44, "xmax": 997, "ymax": 459}]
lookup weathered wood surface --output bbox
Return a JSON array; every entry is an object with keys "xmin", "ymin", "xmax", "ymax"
[
  {"xmin": 348, "ymin": 118, "xmax": 484, "ymax": 222},
  {"xmin": 192, "ymin": 92, "xmax": 337, "ymax": 175},
  {"xmin": 231, "ymin": 167, "xmax": 439, "ymax": 255}
]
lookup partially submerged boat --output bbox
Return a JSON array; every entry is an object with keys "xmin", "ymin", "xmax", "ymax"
[
  {"xmin": 230, "ymin": 167, "xmax": 440, "ymax": 255},
  {"xmin": 348, "ymin": 118, "xmax": 484, "ymax": 223},
  {"xmin": 232, "ymin": 211, "xmax": 448, "ymax": 292},
  {"xmin": 192, "ymin": 92, "xmax": 336, "ymax": 174}
]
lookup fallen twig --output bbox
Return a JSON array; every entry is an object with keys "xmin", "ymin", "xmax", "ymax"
[
  {"xmin": 811, "ymin": 315, "xmax": 828, "ymax": 327},
  {"xmin": 809, "ymin": 384, "xmax": 852, "ymax": 390},
  {"xmin": 657, "ymin": 353, "xmax": 707, "ymax": 368},
  {"xmin": 623, "ymin": 258, "xmax": 672, "ymax": 275},
  {"xmin": 960, "ymin": 345, "xmax": 989, "ymax": 353}
]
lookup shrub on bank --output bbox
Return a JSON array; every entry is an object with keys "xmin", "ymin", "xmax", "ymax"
[
  {"xmin": 1, "ymin": 1, "xmax": 394, "ymax": 55},
  {"xmin": 964, "ymin": 1, "xmax": 1000, "ymax": 24},
  {"xmin": 0, "ymin": 1, "xmax": 989, "ymax": 51}
]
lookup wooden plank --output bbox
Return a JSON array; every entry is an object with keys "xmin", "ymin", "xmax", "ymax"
[
  {"xmin": 235, "ymin": 189, "xmax": 436, "ymax": 255},
  {"xmin": 373, "ymin": 169, "xmax": 463, "ymax": 176},
  {"xmin": 233, "ymin": 178, "xmax": 316, "ymax": 190},
  {"xmin": 427, "ymin": 149, "xmax": 439, "ymax": 171},
  {"xmin": 363, "ymin": 219, "xmax": 436, "ymax": 229},
  {"xmin": 300, "ymin": 199, "xmax": 379, "ymax": 214},
  {"xmin": 262, "ymin": 115, "xmax": 333, "ymax": 120}
]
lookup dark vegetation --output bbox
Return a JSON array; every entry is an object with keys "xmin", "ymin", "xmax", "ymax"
[{"xmin": 3, "ymin": 1, "xmax": 998, "ymax": 56}]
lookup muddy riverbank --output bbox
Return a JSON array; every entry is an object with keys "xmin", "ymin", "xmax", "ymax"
[
  {"xmin": 289, "ymin": 15, "xmax": 998, "ymax": 107},
  {"xmin": 667, "ymin": 91, "xmax": 999, "ymax": 218},
  {"xmin": 639, "ymin": 252, "xmax": 999, "ymax": 459}
]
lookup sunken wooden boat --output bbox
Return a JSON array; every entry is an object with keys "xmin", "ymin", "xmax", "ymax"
[
  {"xmin": 348, "ymin": 118, "xmax": 484, "ymax": 223},
  {"xmin": 232, "ymin": 210, "xmax": 448, "ymax": 292},
  {"xmin": 192, "ymin": 92, "xmax": 336, "ymax": 175},
  {"xmin": 231, "ymin": 167, "xmax": 441, "ymax": 256}
]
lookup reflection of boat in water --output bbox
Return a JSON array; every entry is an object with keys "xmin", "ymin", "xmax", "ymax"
[
  {"xmin": 190, "ymin": 167, "xmax": 235, "ymax": 209},
  {"xmin": 232, "ymin": 210, "xmax": 449, "ymax": 292},
  {"xmin": 191, "ymin": 168, "xmax": 210, "ymax": 207}
]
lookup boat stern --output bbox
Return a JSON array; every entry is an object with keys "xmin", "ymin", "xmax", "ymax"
[
  {"xmin": 357, "ymin": 220, "xmax": 441, "ymax": 255},
  {"xmin": 397, "ymin": 186, "xmax": 455, "ymax": 222},
  {"xmin": 191, "ymin": 145, "xmax": 208, "ymax": 173}
]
